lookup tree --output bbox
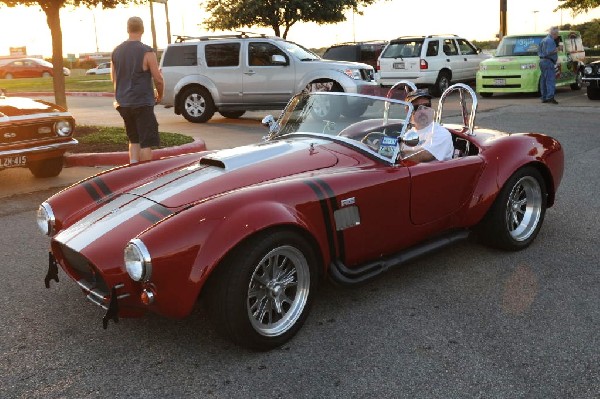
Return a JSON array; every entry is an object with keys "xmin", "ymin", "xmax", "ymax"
[
  {"xmin": 0, "ymin": 0, "xmax": 142, "ymax": 108},
  {"xmin": 202, "ymin": 0, "xmax": 381, "ymax": 39},
  {"xmin": 556, "ymin": 0, "xmax": 600, "ymax": 15}
]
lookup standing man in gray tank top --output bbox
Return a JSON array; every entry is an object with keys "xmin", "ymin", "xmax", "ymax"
[{"xmin": 111, "ymin": 16, "xmax": 164, "ymax": 163}]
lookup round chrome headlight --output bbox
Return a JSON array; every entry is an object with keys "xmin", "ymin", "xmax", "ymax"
[
  {"xmin": 584, "ymin": 66, "xmax": 593, "ymax": 75},
  {"xmin": 36, "ymin": 202, "xmax": 55, "ymax": 236},
  {"xmin": 124, "ymin": 239, "xmax": 152, "ymax": 282},
  {"xmin": 55, "ymin": 120, "xmax": 73, "ymax": 137}
]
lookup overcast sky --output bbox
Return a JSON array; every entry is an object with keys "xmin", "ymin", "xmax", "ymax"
[{"xmin": 1, "ymin": 0, "xmax": 599, "ymax": 57}]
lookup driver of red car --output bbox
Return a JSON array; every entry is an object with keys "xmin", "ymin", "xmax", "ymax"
[{"xmin": 401, "ymin": 89, "xmax": 454, "ymax": 163}]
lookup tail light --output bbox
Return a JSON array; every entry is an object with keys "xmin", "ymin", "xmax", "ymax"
[{"xmin": 420, "ymin": 59, "xmax": 428, "ymax": 70}]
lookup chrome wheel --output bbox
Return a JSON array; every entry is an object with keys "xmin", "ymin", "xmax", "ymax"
[
  {"xmin": 184, "ymin": 93, "xmax": 207, "ymax": 118},
  {"xmin": 247, "ymin": 245, "xmax": 310, "ymax": 337},
  {"xmin": 505, "ymin": 176, "xmax": 543, "ymax": 242}
]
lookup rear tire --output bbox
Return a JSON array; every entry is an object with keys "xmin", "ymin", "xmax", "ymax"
[
  {"xmin": 219, "ymin": 110, "xmax": 246, "ymax": 119},
  {"xmin": 42, "ymin": 71, "xmax": 51, "ymax": 78},
  {"xmin": 28, "ymin": 157, "xmax": 64, "ymax": 178},
  {"xmin": 478, "ymin": 166, "xmax": 547, "ymax": 251},
  {"xmin": 180, "ymin": 86, "xmax": 215, "ymax": 123},
  {"xmin": 431, "ymin": 71, "xmax": 451, "ymax": 97},
  {"xmin": 205, "ymin": 230, "xmax": 318, "ymax": 350},
  {"xmin": 570, "ymin": 68, "xmax": 583, "ymax": 90},
  {"xmin": 4, "ymin": 73, "xmax": 13, "ymax": 79}
]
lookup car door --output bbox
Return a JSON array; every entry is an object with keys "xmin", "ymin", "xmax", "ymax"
[
  {"xmin": 456, "ymin": 38, "xmax": 481, "ymax": 81},
  {"xmin": 408, "ymin": 156, "xmax": 484, "ymax": 225},
  {"xmin": 242, "ymin": 41, "xmax": 296, "ymax": 104},
  {"xmin": 442, "ymin": 39, "xmax": 464, "ymax": 81},
  {"xmin": 203, "ymin": 42, "xmax": 244, "ymax": 105}
]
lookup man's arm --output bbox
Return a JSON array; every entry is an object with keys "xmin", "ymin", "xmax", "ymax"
[
  {"xmin": 144, "ymin": 51, "xmax": 164, "ymax": 103},
  {"xmin": 401, "ymin": 147, "xmax": 436, "ymax": 163}
]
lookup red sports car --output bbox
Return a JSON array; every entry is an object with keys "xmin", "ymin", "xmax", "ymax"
[{"xmin": 37, "ymin": 84, "xmax": 564, "ymax": 350}]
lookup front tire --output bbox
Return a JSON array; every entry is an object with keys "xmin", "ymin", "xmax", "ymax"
[
  {"xmin": 305, "ymin": 81, "xmax": 342, "ymax": 121},
  {"xmin": 4, "ymin": 73, "xmax": 13, "ymax": 79},
  {"xmin": 205, "ymin": 230, "xmax": 318, "ymax": 350},
  {"xmin": 42, "ymin": 71, "xmax": 51, "ymax": 78},
  {"xmin": 28, "ymin": 157, "xmax": 64, "ymax": 178},
  {"xmin": 570, "ymin": 68, "xmax": 583, "ymax": 90},
  {"xmin": 180, "ymin": 86, "xmax": 215, "ymax": 123},
  {"xmin": 478, "ymin": 166, "xmax": 547, "ymax": 251},
  {"xmin": 587, "ymin": 85, "xmax": 600, "ymax": 100}
]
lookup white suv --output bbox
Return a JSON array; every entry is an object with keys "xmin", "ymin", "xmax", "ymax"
[
  {"xmin": 159, "ymin": 33, "xmax": 378, "ymax": 123},
  {"xmin": 377, "ymin": 35, "xmax": 488, "ymax": 96}
]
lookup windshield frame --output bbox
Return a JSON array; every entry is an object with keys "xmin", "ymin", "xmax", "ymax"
[{"xmin": 267, "ymin": 92, "xmax": 415, "ymax": 165}]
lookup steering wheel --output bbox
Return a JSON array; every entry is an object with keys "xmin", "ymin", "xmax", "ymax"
[{"xmin": 360, "ymin": 132, "xmax": 386, "ymax": 152}]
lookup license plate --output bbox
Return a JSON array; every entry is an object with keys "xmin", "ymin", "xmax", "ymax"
[
  {"xmin": 0, "ymin": 155, "xmax": 27, "ymax": 168},
  {"xmin": 393, "ymin": 62, "xmax": 405, "ymax": 69},
  {"xmin": 494, "ymin": 79, "xmax": 506, "ymax": 86}
]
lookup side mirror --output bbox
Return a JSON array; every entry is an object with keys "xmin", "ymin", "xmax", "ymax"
[
  {"xmin": 401, "ymin": 130, "xmax": 420, "ymax": 147},
  {"xmin": 271, "ymin": 54, "xmax": 287, "ymax": 65}
]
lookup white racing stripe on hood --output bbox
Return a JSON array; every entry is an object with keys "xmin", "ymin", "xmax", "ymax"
[{"xmin": 53, "ymin": 140, "xmax": 315, "ymax": 252}]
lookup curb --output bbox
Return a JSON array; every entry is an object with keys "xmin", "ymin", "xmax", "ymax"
[{"xmin": 64, "ymin": 138, "xmax": 207, "ymax": 167}]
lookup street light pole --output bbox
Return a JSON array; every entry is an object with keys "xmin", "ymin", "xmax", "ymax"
[
  {"xmin": 533, "ymin": 10, "xmax": 539, "ymax": 32},
  {"xmin": 92, "ymin": 11, "xmax": 99, "ymax": 53}
]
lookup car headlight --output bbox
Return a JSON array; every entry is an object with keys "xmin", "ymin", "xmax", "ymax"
[
  {"xmin": 37, "ymin": 202, "xmax": 55, "ymax": 236},
  {"xmin": 342, "ymin": 68, "xmax": 362, "ymax": 80},
  {"xmin": 584, "ymin": 66, "xmax": 593, "ymax": 75},
  {"xmin": 124, "ymin": 239, "xmax": 152, "ymax": 282},
  {"xmin": 55, "ymin": 120, "xmax": 73, "ymax": 137},
  {"xmin": 520, "ymin": 63, "xmax": 537, "ymax": 70},
  {"xmin": 479, "ymin": 64, "xmax": 488, "ymax": 71}
]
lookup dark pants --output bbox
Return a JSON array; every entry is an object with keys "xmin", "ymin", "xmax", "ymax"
[{"xmin": 117, "ymin": 106, "xmax": 159, "ymax": 148}]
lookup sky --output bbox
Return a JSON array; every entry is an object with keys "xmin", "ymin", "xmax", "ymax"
[{"xmin": 1, "ymin": 0, "xmax": 599, "ymax": 58}]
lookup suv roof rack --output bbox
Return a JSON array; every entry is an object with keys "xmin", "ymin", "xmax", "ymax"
[
  {"xmin": 391, "ymin": 34, "xmax": 459, "ymax": 40},
  {"xmin": 174, "ymin": 32, "xmax": 269, "ymax": 43}
]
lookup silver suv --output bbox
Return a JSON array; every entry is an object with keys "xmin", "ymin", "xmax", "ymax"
[
  {"xmin": 377, "ymin": 34, "xmax": 488, "ymax": 96},
  {"xmin": 159, "ymin": 33, "xmax": 378, "ymax": 122}
]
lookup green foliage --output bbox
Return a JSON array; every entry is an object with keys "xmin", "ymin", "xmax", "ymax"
[
  {"xmin": 0, "ymin": 75, "xmax": 113, "ymax": 93},
  {"xmin": 203, "ymin": 0, "xmax": 381, "ymax": 39},
  {"xmin": 556, "ymin": 0, "xmax": 600, "ymax": 15},
  {"xmin": 77, "ymin": 126, "xmax": 193, "ymax": 148},
  {"xmin": 567, "ymin": 18, "xmax": 600, "ymax": 47}
]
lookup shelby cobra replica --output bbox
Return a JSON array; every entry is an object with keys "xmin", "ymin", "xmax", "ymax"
[
  {"xmin": 1, "ymin": 90, "xmax": 76, "ymax": 177},
  {"xmin": 37, "ymin": 84, "xmax": 564, "ymax": 350}
]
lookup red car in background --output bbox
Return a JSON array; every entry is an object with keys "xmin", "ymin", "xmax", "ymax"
[
  {"xmin": 1, "ymin": 91, "xmax": 77, "ymax": 177},
  {"xmin": 0, "ymin": 58, "xmax": 70, "ymax": 79},
  {"xmin": 37, "ymin": 84, "xmax": 564, "ymax": 350}
]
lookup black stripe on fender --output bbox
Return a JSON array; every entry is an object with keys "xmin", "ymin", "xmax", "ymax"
[
  {"xmin": 140, "ymin": 204, "xmax": 174, "ymax": 224},
  {"xmin": 305, "ymin": 180, "xmax": 337, "ymax": 260},
  {"xmin": 314, "ymin": 178, "xmax": 346, "ymax": 263},
  {"xmin": 82, "ymin": 182, "xmax": 101, "ymax": 202},
  {"xmin": 92, "ymin": 177, "xmax": 112, "ymax": 197}
]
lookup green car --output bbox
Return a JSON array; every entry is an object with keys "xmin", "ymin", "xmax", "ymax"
[{"xmin": 476, "ymin": 31, "xmax": 585, "ymax": 97}]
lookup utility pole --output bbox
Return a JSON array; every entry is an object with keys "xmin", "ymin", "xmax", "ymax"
[{"xmin": 499, "ymin": 0, "xmax": 507, "ymax": 39}]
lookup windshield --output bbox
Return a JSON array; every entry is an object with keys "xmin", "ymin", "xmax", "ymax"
[
  {"xmin": 278, "ymin": 40, "xmax": 320, "ymax": 61},
  {"xmin": 381, "ymin": 40, "xmax": 423, "ymax": 58},
  {"xmin": 495, "ymin": 36, "xmax": 543, "ymax": 56},
  {"xmin": 269, "ymin": 92, "xmax": 411, "ymax": 161}
]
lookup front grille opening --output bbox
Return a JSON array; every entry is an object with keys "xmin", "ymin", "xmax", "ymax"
[{"xmin": 59, "ymin": 244, "xmax": 109, "ymax": 293}]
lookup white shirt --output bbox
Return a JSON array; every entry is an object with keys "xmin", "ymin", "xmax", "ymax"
[{"xmin": 403, "ymin": 122, "xmax": 454, "ymax": 161}]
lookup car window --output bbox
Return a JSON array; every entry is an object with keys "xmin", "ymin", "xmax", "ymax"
[
  {"xmin": 205, "ymin": 43, "xmax": 240, "ymax": 67},
  {"xmin": 426, "ymin": 40, "xmax": 439, "ymax": 56},
  {"xmin": 496, "ymin": 36, "xmax": 542, "ymax": 56},
  {"xmin": 442, "ymin": 39, "xmax": 459, "ymax": 55},
  {"xmin": 162, "ymin": 44, "xmax": 198, "ymax": 67},
  {"xmin": 457, "ymin": 39, "xmax": 477, "ymax": 55},
  {"xmin": 249, "ymin": 42, "xmax": 286, "ymax": 66},
  {"xmin": 323, "ymin": 45, "xmax": 357, "ymax": 62},
  {"xmin": 277, "ymin": 40, "xmax": 319, "ymax": 61},
  {"xmin": 359, "ymin": 44, "xmax": 384, "ymax": 67},
  {"xmin": 382, "ymin": 40, "xmax": 423, "ymax": 58}
]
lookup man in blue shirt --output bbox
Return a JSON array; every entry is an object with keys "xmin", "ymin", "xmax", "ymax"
[{"xmin": 538, "ymin": 27, "xmax": 560, "ymax": 104}]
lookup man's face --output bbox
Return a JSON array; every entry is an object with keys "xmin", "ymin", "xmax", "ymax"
[{"xmin": 410, "ymin": 97, "xmax": 434, "ymax": 128}]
